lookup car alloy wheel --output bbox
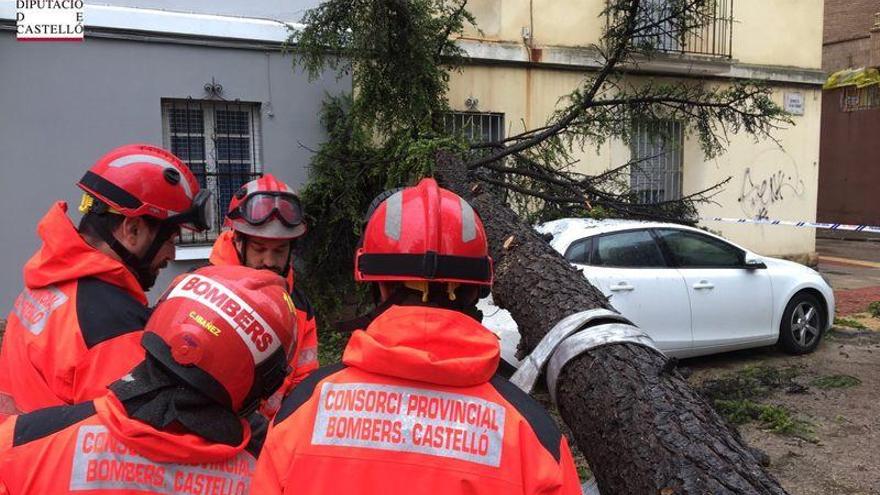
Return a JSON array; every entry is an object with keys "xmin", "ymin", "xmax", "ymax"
[
  {"xmin": 779, "ymin": 292, "xmax": 824, "ymax": 354},
  {"xmin": 790, "ymin": 301, "xmax": 820, "ymax": 349}
]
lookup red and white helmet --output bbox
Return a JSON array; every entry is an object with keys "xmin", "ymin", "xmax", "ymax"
[
  {"xmin": 77, "ymin": 143, "xmax": 212, "ymax": 231},
  {"xmin": 355, "ymin": 178, "xmax": 493, "ymax": 286},
  {"xmin": 225, "ymin": 174, "xmax": 306, "ymax": 240},
  {"xmin": 143, "ymin": 265, "xmax": 297, "ymax": 414}
]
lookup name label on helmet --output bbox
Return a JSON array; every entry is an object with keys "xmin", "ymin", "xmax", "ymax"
[{"xmin": 166, "ymin": 274, "xmax": 281, "ymax": 362}]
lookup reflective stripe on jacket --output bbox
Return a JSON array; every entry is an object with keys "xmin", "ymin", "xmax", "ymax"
[
  {"xmin": 0, "ymin": 203, "xmax": 148, "ymax": 412},
  {"xmin": 252, "ymin": 305, "xmax": 582, "ymax": 495},
  {"xmin": 0, "ymin": 392, "xmax": 257, "ymax": 494}
]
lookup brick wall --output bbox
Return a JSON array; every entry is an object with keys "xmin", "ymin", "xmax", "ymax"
[
  {"xmin": 824, "ymin": 0, "xmax": 878, "ymax": 44},
  {"xmin": 823, "ymin": 0, "xmax": 880, "ymax": 73},
  {"xmin": 824, "ymin": 37, "xmax": 872, "ymax": 73}
]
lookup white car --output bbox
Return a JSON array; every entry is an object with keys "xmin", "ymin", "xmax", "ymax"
[{"xmin": 483, "ymin": 218, "xmax": 835, "ymax": 360}]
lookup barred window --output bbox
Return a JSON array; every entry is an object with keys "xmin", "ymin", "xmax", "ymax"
[
  {"xmin": 443, "ymin": 111, "xmax": 504, "ymax": 144},
  {"xmin": 620, "ymin": 0, "xmax": 733, "ymax": 57},
  {"xmin": 162, "ymin": 99, "xmax": 263, "ymax": 245},
  {"xmin": 630, "ymin": 120, "xmax": 684, "ymax": 203},
  {"xmin": 841, "ymin": 86, "xmax": 880, "ymax": 112}
]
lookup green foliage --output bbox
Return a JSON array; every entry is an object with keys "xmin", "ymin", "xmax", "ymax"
[
  {"xmin": 701, "ymin": 366, "xmax": 817, "ymax": 440},
  {"xmin": 289, "ymin": 0, "xmax": 475, "ymax": 137},
  {"xmin": 868, "ymin": 301, "xmax": 880, "ymax": 318},
  {"xmin": 713, "ymin": 400, "xmax": 815, "ymax": 441},
  {"xmin": 289, "ymin": 2, "xmax": 478, "ymax": 355},
  {"xmin": 699, "ymin": 365, "xmax": 801, "ymax": 402},
  {"xmin": 811, "ymin": 374, "xmax": 861, "ymax": 389},
  {"xmin": 287, "ymin": 0, "xmax": 794, "ymax": 362},
  {"xmin": 295, "ymin": 95, "xmax": 382, "ymax": 362},
  {"xmin": 834, "ymin": 317, "xmax": 867, "ymax": 329},
  {"xmin": 295, "ymin": 97, "xmax": 468, "ymax": 363},
  {"xmin": 714, "ymin": 399, "xmax": 759, "ymax": 424}
]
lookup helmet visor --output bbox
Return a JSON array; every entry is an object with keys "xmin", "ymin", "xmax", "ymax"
[
  {"xmin": 168, "ymin": 189, "xmax": 214, "ymax": 232},
  {"xmin": 238, "ymin": 193, "xmax": 304, "ymax": 228}
]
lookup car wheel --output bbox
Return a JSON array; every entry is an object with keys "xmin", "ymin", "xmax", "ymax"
[{"xmin": 778, "ymin": 293, "xmax": 824, "ymax": 355}]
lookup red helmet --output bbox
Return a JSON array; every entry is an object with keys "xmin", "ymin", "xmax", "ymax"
[
  {"xmin": 225, "ymin": 174, "xmax": 306, "ymax": 239},
  {"xmin": 143, "ymin": 265, "xmax": 297, "ymax": 414},
  {"xmin": 77, "ymin": 143, "xmax": 211, "ymax": 231},
  {"xmin": 355, "ymin": 178, "xmax": 493, "ymax": 286}
]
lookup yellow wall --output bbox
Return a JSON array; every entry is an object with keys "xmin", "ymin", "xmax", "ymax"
[
  {"xmin": 732, "ymin": 0, "xmax": 823, "ymax": 68},
  {"xmin": 448, "ymin": 68, "xmax": 821, "ymax": 257},
  {"xmin": 688, "ymin": 85, "xmax": 821, "ymax": 257},
  {"xmin": 461, "ymin": 0, "xmax": 823, "ymax": 69}
]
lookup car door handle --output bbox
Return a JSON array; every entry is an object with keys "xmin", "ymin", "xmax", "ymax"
[
  {"xmin": 693, "ymin": 280, "xmax": 714, "ymax": 290},
  {"xmin": 609, "ymin": 282, "xmax": 635, "ymax": 292}
]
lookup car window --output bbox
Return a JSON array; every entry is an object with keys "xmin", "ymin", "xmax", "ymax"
[
  {"xmin": 655, "ymin": 229, "xmax": 744, "ymax": 268},
  {"xmin": 564, "ymin": 238, "xmax": 592, "ymax": 264},
  {"xmin": 590, "ymin": 230, "xmax": 666, "ymax": 268}
]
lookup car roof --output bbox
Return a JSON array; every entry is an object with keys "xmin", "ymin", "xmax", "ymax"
[{"xmin": 536, "ymin": 218, "xmax": 714, "ymax": 254}]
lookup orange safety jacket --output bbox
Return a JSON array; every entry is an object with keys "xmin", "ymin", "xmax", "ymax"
[
  {"xmin": 252, "ymin": 305, "xmax": 583, "ymax": 495},
  {"xmin": 0, "ymin": 391, "xmax": 258, "ymax": 494},
  {"xmin": 209, "ymin": 231, "xmax": 319, "ymax": 413},
  {"xmin": 0, "ymin": 203, "xmax": 148, "ymax": 414}
]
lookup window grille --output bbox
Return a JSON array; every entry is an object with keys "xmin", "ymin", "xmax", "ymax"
[
  {"xmin": 162, "ymin": 99, "xmax": 263, "ymax": 245},
  {"xmin": 630, "ymin": 0, "xmax": 734, "ymax": 58},
  {"xmin": 841, "ymin": 86, "xmax": 880, "ymax": 112},
  {"xmin": 630, "ymin": 120, "xmax": 684, "ymax": 203},
  {"xmin": 443, "ymin": 111, "xmax": 504, "ymax": 144}
]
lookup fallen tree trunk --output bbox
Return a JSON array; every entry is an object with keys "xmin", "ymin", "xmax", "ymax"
[{"xmin": 435, "ymin": 152, "xmax": 788, "ymax": 495}]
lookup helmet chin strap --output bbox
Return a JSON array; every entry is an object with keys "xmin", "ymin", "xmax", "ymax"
[
  {"xmin": 86, "ymin": 215, "xmax": 175, "ymax": 291},
  {"xmin": 335, "ymin": 283, "xmax": 484, "ymax": 333}
]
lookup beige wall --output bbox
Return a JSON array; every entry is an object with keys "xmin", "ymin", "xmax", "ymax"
[
  {"xmin": 448, "ymin": 67, "xmax": 821, "ymax": 257},
  {"xmin": 462, "ymin": 0, "xmax": 823, "ymax": 69},
  {"xmin": 733, "ymin": 0, "xmax": 823, "ymax": 68},
  {"xmin": 463, "ymin": 0, "xmax": 607, "ymax": 47},
  {"xmin": 685, "ymin": 86, "xmax": 821, "ymax": 257}
]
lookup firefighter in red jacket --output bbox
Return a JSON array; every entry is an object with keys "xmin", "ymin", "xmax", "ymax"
[
  {"xmin": 0, "ymin": 144, "xmax": 211, "ymax": 414},
  {"xmin": 252, "ymin": 178, "xmax": 582, "ymax": 495},
  {"xmin": 0, "ymin": 265, "xmax": 297, "ymax": 495},
  {"xmin": 209, "ymin": 174, "xmax": 318, "ymax": 415}
]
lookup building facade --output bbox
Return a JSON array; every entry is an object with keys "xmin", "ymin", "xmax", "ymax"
[
  {"xmin": 823, "ymin": 0, "xmax": 880, "ymax": 73},
  {"xmin": 445, "ymin": 0, "xmax": 824, "ymax": 261},
  {"xmin": 818, "ymin": 3, "xmax": 880, "ymax": 226},
  {"xmin": 0, "ymin": 0, "xmax": 349, "ymax": 309}
]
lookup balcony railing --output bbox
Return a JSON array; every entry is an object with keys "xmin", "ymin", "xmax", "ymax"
[{"xmin": 634, "ymin": 0, "xmax": 734, "ymax": 58}]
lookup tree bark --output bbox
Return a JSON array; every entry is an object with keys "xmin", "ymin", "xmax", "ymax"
[{"xmin": 435, "ymin": 152, "xmax": 788, "ymax": 495}]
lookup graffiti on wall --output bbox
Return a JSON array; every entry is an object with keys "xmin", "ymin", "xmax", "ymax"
[{"xmin": 737, "ymin": 149, "xmax": 806, "ymax": 219}]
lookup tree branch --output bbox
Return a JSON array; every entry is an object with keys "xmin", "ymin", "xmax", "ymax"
[{"xmin": 465, "ymin": 0, "xmax": 643, "ymax": 169}]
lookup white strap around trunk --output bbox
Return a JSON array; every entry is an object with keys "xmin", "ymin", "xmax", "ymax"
[
  {"xmin": 546, "ymin": 322, "xmax": 661, "ymax": 404},
  {"xmin": 509, "ymin": 309, "xmax": 632, "ymax": 393}
]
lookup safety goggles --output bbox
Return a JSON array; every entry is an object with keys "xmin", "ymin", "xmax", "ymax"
[
  {"xmin": 166, "ymin": 189, "xmax": 214, "ymax": 232},
  {"xmin": 229, "ymin": 192, "xmax": 304, "ymax": 228}
]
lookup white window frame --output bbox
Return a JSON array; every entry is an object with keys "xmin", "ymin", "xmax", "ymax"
[{"xmin": 161, "ymin": 99, "xmax": 264, "ymax": 256}]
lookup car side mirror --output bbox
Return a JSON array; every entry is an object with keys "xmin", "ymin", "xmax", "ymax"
[{"xmin": 744, "ymin": 255, "xmax": 767, "ymax": 270}]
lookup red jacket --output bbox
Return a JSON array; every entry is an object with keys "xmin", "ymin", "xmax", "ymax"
[
  {"xmin": 252, "ymin": 305, "xmax": 582, "ymax": 495},
  {"xmin": 209, "ymin": 231, "xmax": 319, "ymax": 408},
  {"xmin": 0, "ymin": 392, "xmax": 258, "ymax": 494},
  {"xmin": 0, "ymin": 203, "xmax": 148, "ymax": 413}
]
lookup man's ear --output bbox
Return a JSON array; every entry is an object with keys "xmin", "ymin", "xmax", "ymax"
[{"xmin": 116, "ymin": 216, "xmax": 145, "ymax": 250}]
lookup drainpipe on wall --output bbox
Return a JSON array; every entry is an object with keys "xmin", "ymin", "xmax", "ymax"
[{"xmin": 523, "ymin": 0, "xmax": 535, "ymax": 130}]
